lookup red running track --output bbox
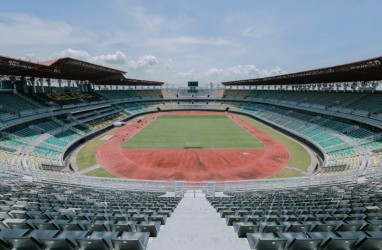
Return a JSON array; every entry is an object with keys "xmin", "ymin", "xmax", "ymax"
[{"xmin": 95, "ymin": 112, "xmax": 290, "ymax": 181}]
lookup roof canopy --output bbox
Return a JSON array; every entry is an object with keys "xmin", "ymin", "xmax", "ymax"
[
  {"xmin": 0, "ymin": 55, "xmax": 163, "ymax": 86},
  {"xmin": 222, "ymin": 56, "xmax": 382, "ymax": 86}
]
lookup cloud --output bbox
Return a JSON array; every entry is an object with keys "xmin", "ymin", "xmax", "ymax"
[
  {"xmin": 144, "ymin": 36, "xmax": 233, "ymax": 47},
  {"xmin": 50, "ymin": 49, "xmax": 158, "ymax": 72},
  {"xmin": 128, "ymin": 55, "xmax": 158, "ymax": 70},
  {"xmin": 0, "ymin": 12, "xmax": 89, "ymax": 46},
  {"xmin": 176, "ymin": 65, "xmax": 287, "ymax": 83},
  {"xmin": 93, "ymin": 51, "xmax": 128, "ymax": 66},
  {"xmin": 52, "ymin": 49, "xmax": 92, "ymax": 61}
]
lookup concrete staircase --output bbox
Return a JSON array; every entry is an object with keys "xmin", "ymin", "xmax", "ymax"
[{"xmin": 148, "ymin": 190, "xmax": 250, "ymax": 250}]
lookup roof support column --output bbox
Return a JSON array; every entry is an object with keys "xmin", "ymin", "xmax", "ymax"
[
  {"xmin": 361, "ymin": 81, "xmax": 366, "ymax": 93},
  {"xmin": 342, "ymin": 83, "xmax": 348, "ymax": 92},
  {"xmin": 40, "ymin": 78, "xmax": 45, "ymax": 93},
  {"xmin": 31, "ymin": 77, "xmax": 36, "ymax": 93},
  {"xmin": 86, "ymin": 81, "xmax": 90, "ymax": 92},
  {"xmin": 11, "ymin": 78, "xmax": 17, "ymax": 94},
  {"xmin": 76, "ymin": 81, "xmax": 81, "ymax": 92},
  {"xmin": 372, "ymin": 81, "xmax": 378, "ymax": 93},
  {"xmin": 58, "ymin": 79, "xmax": 62, "ymax": 89},
  {"xmin": 47, "ymin": 79, "xmax": 51, "ymax": 93}
]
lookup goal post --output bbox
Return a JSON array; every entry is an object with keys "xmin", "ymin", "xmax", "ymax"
[{"xmin": 183, "ymin": 141, "xmax": 202, "ymax": 148}]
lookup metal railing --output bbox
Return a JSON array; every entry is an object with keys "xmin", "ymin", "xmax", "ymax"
[{"xmin": 0, "ymin": 160, "xmax": 379, "ymax": 196}]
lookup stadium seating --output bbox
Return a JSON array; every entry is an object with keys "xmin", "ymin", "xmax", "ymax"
[
  {"xmin": 0, "ymin": 87, "xmax": 380, "ymax": 176},
  {"xmin": 208, "ymin": 181, "xmax": 382, "ymax": 250},
  {"xmin": 0, "ymin": 179, "xmax": 181, "ymax": 250},
  {"xmin": 1, "ymin": 86, "xmax": 382, "ymax": 250}
]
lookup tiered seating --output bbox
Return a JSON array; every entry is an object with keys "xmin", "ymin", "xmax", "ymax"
[
  {"xmin": 53, "ymin": 129, "xmax": 82, "ymax": 143},
  {"xmin": 33, "ymin": 147, "xmax": 61, "ymax": 159},
  {"xmin": 86, "ymin": 113, "xmax": 127, "ymax": 130},
  {"xmin": 318, "ymin": 137, "xmax": 344, "ymax": 148},
  {"xmin": 73, "ymin": 125, "xmax": 91, "ymax": 134},
  {"xmin": 211, "ymin": 89, "xmax": 225, "ymax": 98},
  {"xmin": 231, "ymin": 90, "xmax": 382, "ymax": 120},
  {"xmin": 325, "ymin": 147, "xmax": 359, "ymax": 170},
  {"xmin": 99, "ymin": 90, "xmax": 162, "ymax": 101},
  {"xmin": 322, "ymin": 120, "xmax": 353, "ymax": 133},
  {"xmin": 0, "ymin": 136, "xmax": 26, "ymax": 151},
  {"xmin": 120, "ymin": 103, "xmax": 147, "ymax": 115},
  {"xmin": 362, "ymin": 139, "xmax": 382, "ymax": 151},
  {"xmin": 241, "ymin": 104, "xmax": 347, "ymax": 150},
  {"xmin": 44, "ymin": 136, "xmax": 69, "ymax": 148},
  {"xmin": 0, "ymin": 149, "xmax": 19, "ymax": 166},
  {"xmin": 248, "ymin": 90, "xmax": 288, "ymax": 101},
  {"xmin": 34, "ymin": 120, "xmax": 62, "ymax": 133},
  {"xmin": 223, "ymin": 90, "xmax": 252, "ymax": 99},
  {"xmin": 369, "ymin": 152, "xmax": 382, "ymax": 167},
  {"xmin": 0, "ymin": 180, "xmax": 181, "ymax": 250},
  {"xmin": 347, "ymin": 94, "xmax": 382, "ymax": 114},
  {"xmin": 208, "ymin": 182, "xmax": 382, "ymax": 250},
  {"xmin": 346, "ymin": 128, "xmax": 377, "ymax": 140},
  {"xmin": 0, "ymin": 93, "xmax": 39, "ymax": 113},
  {"xmin": 143, "ymin": 89, "xmax": 162, "ymax": 99},
  {"xmin": 97, "ymin": 90, "xmax": 136, "ymax": 100},
  {"xmin": 161, "ymin": 89, "xmax": 170, "ymax": 98},
  {"xmin": 33, "ymin": 92, "xmax": 105, "ymax": 106},
  {"xmin": 327, "ymin": 147, "xmax": 356, "ymax": 159},
  {"xmin": 13, "ymin": 127, "xmax": 40, "ymax": 140}
]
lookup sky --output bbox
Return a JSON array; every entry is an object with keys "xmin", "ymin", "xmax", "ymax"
[{"xmin": 1, "ymin": 0, "xmax": 381, "ymax": 86}]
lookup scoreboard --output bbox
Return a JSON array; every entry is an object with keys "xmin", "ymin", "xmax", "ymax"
[{"xmin": 188, "ymin": 81, "xmax": 198, "ymax": 87}]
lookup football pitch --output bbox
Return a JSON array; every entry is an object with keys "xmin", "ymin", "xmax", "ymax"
[{"xmin": 123, "ymin": 115, "xmax": 263, "ymax": 148}]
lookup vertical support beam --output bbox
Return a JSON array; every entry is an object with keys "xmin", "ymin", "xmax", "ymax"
[
  {"xmin": 40, "ymin": 78, "xmax": 45, "ymax": 93},
  {"xmin": 47, "ymin": 78, "xmax": 52, "ymax": 93},
  {"xmin": 31, "ymin": 77, "xmax": 36, "ymax": 93},
  {"xmin": 11, "ymin": 78, "xmax": 17, "ymax": 94},
  {"xmin": 76, "ymin": 80, "xmax": 80, "ymax": 92}
]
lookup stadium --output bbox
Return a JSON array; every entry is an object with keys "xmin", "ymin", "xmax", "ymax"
[
  {"xmin": 1, "ymin": 1, "xmax": 382, "ymax": 249},
  {"xmin": 0, "ymin": 54, "xmax": 382, "ymax": 249}
]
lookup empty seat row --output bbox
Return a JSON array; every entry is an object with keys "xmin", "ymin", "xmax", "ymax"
[{"xmin": 246, "ymin": 231, "xmax": 382, "ymax": 250}]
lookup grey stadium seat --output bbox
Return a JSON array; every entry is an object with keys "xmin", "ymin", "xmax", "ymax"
[
  {"xmin": 233, "ymin": 222, "xmax": 259, "ymax": 238},
  {"xmin": 135, "ymin": 221, "xmax": 161, "ymax": 237},
  {"xmin": 112, "ymin": 232, "xmax": 150, "ymax": 250},
  {"xmin": 246, "ymin": 232, "xmax": 287, "ymax": 250}
]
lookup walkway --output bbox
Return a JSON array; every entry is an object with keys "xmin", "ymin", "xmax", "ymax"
[
  {"xmin": 76, "ymin": 164, "xmax": 101, "ymax": 174},
  {"xmin": 148, "ymin": 191, "xmax": 250, "ymax": 250}
]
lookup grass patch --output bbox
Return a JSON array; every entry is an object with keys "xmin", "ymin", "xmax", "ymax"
[
  {"xmin": 123, "ymin": 115, "xmax": 263, "ymax": 148},
  {"xmin": 84, "ymin": 168, "xmax": 117, "ymax": 178},
  {"xmin": 239, "ymin": 115, "xmax": 311, "ymax": 172},
  {"xmin": 269, "ymin": 168, "xmax": 304, "ymax": 178},
  {"xmin": 76, "ymin": 140, "xmax": 103, "ymax": 170}
]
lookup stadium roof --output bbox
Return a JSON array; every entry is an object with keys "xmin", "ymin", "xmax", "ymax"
[
  {"xmin": 0, "ymin": 55, "xmax": 163, "ymax": 86},
  {"xmin": 222, "ymin": 56, "xmax": 382, "ymax": 86}
]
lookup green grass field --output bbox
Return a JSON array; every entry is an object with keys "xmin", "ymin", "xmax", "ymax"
[
  {"xmin": 85, "ymin": 168, "xmax": 117, "ymax": 178},
  {"xmin": 123, "ymin": 115, "xmax": 263, "ymax": 148},
  {"xmin": 76, "ymin": 140, "xmax": 104, "ymax": 170}
]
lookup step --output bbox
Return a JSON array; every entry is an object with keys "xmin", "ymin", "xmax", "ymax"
[{"xmin": 148, "ymin": 196, "xmax": 250, "ymax": 250}]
